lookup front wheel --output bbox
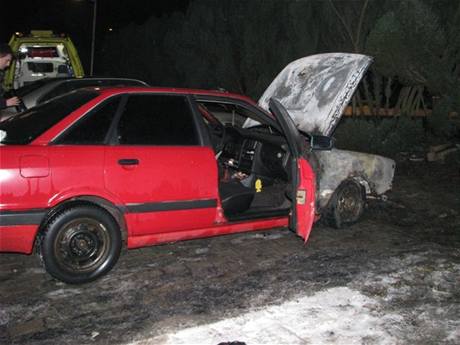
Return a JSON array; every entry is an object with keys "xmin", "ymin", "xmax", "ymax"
[
  {"xmin": 325, "ymin": 180, "xmax": 365, "ymax": 229},
  {"xmin": 40, "ymin": 206, "xmax": 122, "ymax": 284}
]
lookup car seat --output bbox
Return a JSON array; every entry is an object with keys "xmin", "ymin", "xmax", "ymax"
[{"xmin": 219, "ymin": 180, "xmax": 255, "ymax": 215}]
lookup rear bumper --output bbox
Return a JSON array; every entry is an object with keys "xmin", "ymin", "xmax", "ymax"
[{"xmin": 0, "ymin": 225, "xmax": 39, "ymax": 254}]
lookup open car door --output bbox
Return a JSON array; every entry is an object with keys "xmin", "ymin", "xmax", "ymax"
[{"xmin": 269, "ymin": 99, "xmax": 316, "ymax": 242}]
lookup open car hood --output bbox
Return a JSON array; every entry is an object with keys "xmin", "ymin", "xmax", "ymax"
[{"xmin": 252, "ymin": 53, "xmax": 372, "ymax": 136}]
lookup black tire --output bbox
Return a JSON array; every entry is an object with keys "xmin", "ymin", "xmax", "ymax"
[
  {"xmin": 325, "ymin": 180, "xmax": 365, "ymax": 229},
  {"xmin": 40, "ymin": 206, "xmax": 122, "ymax": 284}
]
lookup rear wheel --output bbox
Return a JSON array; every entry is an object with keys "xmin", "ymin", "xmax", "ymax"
[
  {"xmin": 40, "ymin": 206, "xmax": 121, "ymax": 284},
  {"xmin": 325, "ymin": 180, "xmax": 365, "ymax": 228}
]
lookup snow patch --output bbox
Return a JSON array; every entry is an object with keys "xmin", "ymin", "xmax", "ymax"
[
  {"xmin": 195, "ymin": 248, "xmax": 209, "ymax": 254},
  {"xmin": 446, "ymin": 328, "xmax": 460, "ymax": 343},
  {"xmin": 230, "ymin": 232, "xmax": 286, "ymax": 244},
  {"xmin": 135, "ymin": 287, "xmax": 399, "ymax": 345},
  {"xmin": 46, "ymin": 288, "xmax": 82, "ymax": 299},
  {"xmin": 0, "ymin": 308, "xmax": 9, "ymax": 326},
  {"xmin": 354, "ymin": 253, "xmax": 460, "ymax": 343}
]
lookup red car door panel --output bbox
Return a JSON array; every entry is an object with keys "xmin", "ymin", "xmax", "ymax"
[
  {"xmin": 104, "ymin": 146, "xmax": 219, "ymax": 236},
  {"xmin": 295, "ymin": 158, "xmax": 316, "ymax": 241},
  {"xmin": 103, "ymin": 93, "xmax": 220, "ymax": 236}
]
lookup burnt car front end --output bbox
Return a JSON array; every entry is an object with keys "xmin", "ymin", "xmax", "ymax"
[{"xmin": 255, "ymin": 53, "xmax": 396, "ymax": 227}]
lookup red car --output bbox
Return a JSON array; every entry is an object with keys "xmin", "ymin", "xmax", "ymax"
[
  {"xmin": 1, "ymin": 53, "xmax": 390, "ymax": 284},
  {"xmin": 0, "ymin": 85, "xmax": 326, "ymax": 283}
]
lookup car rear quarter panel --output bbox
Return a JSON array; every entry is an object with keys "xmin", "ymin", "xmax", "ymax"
[
  {"xmin": 0, "ymin": 146, "xmax": 53, "ymax": 210},
  {"xmin": 1, "ymin": 146, "xmax": 51, "ymax": 253},
  {"xmin": 0, "ymin": 145, "xmax": 115, "ymax": 253},
  {"xmin": 0, "ymin": 146, "xmax": 112, "ymax": 210},
  {"xmin": 0, "ymin": 225, "xmax": 38, "ymax": 254}
]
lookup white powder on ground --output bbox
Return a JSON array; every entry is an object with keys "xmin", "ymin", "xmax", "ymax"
[{"xmin": 130, "ymin": 287, "xmax": 400, "ymax": 345}]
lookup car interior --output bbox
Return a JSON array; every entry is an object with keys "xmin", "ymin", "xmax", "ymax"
[{"xmin": 197, "ymin": 101, "xmax": 294, "ymax": 222}]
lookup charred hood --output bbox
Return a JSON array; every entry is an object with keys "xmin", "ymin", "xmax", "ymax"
[{"xmin": 255, "ymin": 53, "xmax": 372, "ymax": 136}]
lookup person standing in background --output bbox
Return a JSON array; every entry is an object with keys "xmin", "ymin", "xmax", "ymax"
[{"xmin": 0, "ymin": 43, "xmax": 20, "ymax": 110}]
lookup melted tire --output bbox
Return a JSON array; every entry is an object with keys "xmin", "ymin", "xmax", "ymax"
[
  {"xmin": 40, "ymin": 206, "xmax": 121, "ymax": 284},
  {"xmin": 324, "ymin": 180, "xmax": 365, "ymax": 229}
]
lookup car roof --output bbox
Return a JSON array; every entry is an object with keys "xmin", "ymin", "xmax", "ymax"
[
  {"xmin": 47, "ymin": 77, "xmax": 148, "ymax": 85},
  {"xmin": 16, "ymin": 77, "xmax": 148, "ymax": 96},
  {"xmin": 92, "ymin": 86, "xmax": 259, "ymax": 105}
]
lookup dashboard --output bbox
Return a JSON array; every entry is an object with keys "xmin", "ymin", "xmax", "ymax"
[{"xmin": 218, "ymin": 125, "xmax": 289, "ymax": 180}]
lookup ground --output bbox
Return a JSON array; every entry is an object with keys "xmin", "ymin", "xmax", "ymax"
[{"xmin": 0, "ymin": 160, "xmax": 459, "ymax": 345}]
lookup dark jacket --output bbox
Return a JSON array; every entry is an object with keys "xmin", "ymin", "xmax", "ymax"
[{"xmin": 0, "ymin": 70, "xmax": 7, "ymax": 109}]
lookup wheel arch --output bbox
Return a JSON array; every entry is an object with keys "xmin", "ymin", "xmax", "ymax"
[
  {"xmin": 36, "ymin": 196, "xmax": 127, "ymax": 250},
  {"xmin": 347, "ymin": 175, "xmax": 370, "ymax": 198},
  {"xmin": 319, "ymin": 176, "xmax": 369, "ymax": 211}
]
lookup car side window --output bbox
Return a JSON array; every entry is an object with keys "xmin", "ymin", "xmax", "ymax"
[
  {"xmin": 54, "ymin": 96, "xmax": 121, "ymax": 145},
  {"xmin": 198, "ymin": 102, "xmax": 248, "ymax": 128},
  {"xmin": 117, "ymin": 94, "xmax": 198, "ymax": 146}
]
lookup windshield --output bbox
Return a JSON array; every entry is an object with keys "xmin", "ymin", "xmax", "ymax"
[{"xmin": 0, "ymin": 90, "xmax": 99, "ymax": 145}]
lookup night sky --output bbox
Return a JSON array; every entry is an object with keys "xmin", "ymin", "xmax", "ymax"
[{"xmin": 1, "ymin": 0, "xmax": 190, "ymax": 71}]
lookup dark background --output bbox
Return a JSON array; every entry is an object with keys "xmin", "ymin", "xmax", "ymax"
[
  {"xmin": 1, "ymin": 0, "xmax": 190, "ymax": 72},
  {"xmin": 1, "ymin": 0, "xmax": 459, "ymax": 156}
]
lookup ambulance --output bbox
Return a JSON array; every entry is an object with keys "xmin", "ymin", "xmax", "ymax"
[{"xmin": 3, "ymin": 30, "xmax": 84, "ymax": 90}]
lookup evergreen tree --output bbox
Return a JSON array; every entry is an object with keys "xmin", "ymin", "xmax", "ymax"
[
  {"xmin": 366, "ymin": 0, "xmax": 460, "ymax": 132},
  {"xmin": 163, "ymin": 0, "xmax": 321, "ymax": 98}
]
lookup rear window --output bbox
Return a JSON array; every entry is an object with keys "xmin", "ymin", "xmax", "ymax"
[
  {"xmin": 0, "ymin": 90, "xmax": 99, "ymax": 145},
  {"xmin": 27, "ymin": 62, "xmax": 54, "ymax": 73}
]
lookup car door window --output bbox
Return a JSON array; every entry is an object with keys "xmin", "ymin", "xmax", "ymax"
[
  {"xmin": 117, "ymin": 94, "xmax": 198, "ymax": 145},
  {"xmin": 54, "ymin": 96, "xmax": 121, "ymax": 145},
  {"xmin": 199, "ymin": 102, "xmax": 247, "ymax": 127}
]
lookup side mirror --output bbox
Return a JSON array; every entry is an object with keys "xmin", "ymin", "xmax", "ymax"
[{"xmin": 311, "ymin": 135, "xmax": 334, "ymax": 151}]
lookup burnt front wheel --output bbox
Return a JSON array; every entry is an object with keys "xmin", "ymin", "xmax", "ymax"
[
  {"xmin": 40, "ymin": 206, "xmax": 121, "ymax": 284},
  {"xmin": 325, "ymin": 180, "xmax": 365, "ymax": 229}
]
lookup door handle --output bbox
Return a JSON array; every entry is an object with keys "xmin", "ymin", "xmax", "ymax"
[{"xmin": 118, "ymin": 159, "xmax": 139, "ymax": 166}]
